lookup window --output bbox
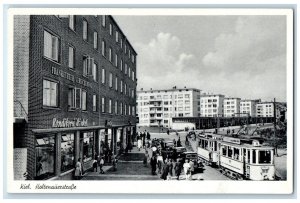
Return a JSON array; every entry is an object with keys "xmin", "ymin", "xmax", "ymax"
[
  {"xmin": 129, "ymin": 49, "xmax": 131, "ymax": 59},
  {"xmin": 109, "ymin": 48, "xmax": 112, "ymax": 62},
  {"xmin": 252, "ymin": 150, "xmax": 257, "ymax": 164},
  {"xmin": 93, "ymin": 32, "xmax": 98, "ymax": 49},
  {"xmin": 68, "ymin": 87, "xmax": 76, "ymax": 109},
  {"xmin": 125, "ymin": 63, "xmax": 128, "ymax": 75},
  {"xmin": 115, "ymin": 31, "xmax": 119, "ymax": 42},
  {"xmin": 128, "ymin": 67, "xmax": 131, "ymax": 77},
  {"xmin": 109, "ymin": 99, "xmax": 112, "ymax": 114},
  {"xmin": 132, "ymin": 71, "xmax": 135, "ymax": 81},
  {"xmin": 101, "ymin": 40, "xmax": 106, "ymax": 56},
  {"xmin": 124, "ymin": 104, "xmax": 127, "ymax": 115},
  {"xmin": 69, "ymin": 15, "xmax": 75, "ymax": 30},
  {"xmin": 44, "ymin": 30, "xmax": 59, "ymax": 62},
  {"xmin": 83, "ymin": 20, "xmax": 88, "ymax": 40},
  {"xmin": 132, "ymin": 106, "xmax": 135, "ymax": 116},
  {"xmin": 101, "ymin": 97, "xmax": 105, "ymax": 113},
  {"xmin": 115, "ymin": 101, "xmax": 118, "ymax": 114},
  {"xmin": 109, "ymin": 72, "xmax": 113, "ymax": 88},
  {"xmin": 92, "ymin": 63, "xmax": 98, "ymax": 82},
  {"xmin": 120, "ymin": 38, "xmax": 123, "ymax": 48},
  {"xmin": 120, "ymin": 102, "xmax": 123, "ymax": 115},
  {"xmin": 124, "ymin": 83, "xmax": 127, "ymax": 95},
  {"xmin": 185, "ymin": 94, "xmax": 190, "ymax": 98},
  {"xmin": 128, "ymin": 105, "xmax": 131, "ymax": 116},
  {"xmin": 102, "ymin": 15, "xmax": 106, "ymax": 27},
  {"xmin": 68, "ymin": 46, "xmax": 74, "ymax": 69},
  {"xmin": 83, "ymin": 56, "xmax": 88, "ymax": 76},
  {"xmin": 120, "ymin": 59, "xmax": 123, "ymax": 71},
  {"xmin": 124, "ymin": 44, "xmax": 127, "ymax": 53},
  {"xmin": 101, "ymin": 68, "xmax": 106, "ymax": 84},
  {"xmin": 115, "ymin": 54, "xmax": 118, "ymax": 67},
  {"xmin": 93, "ymin": 94, "xmax": 97, "ymax": 111},
  {"xmin": 131, "ymin": 89, "xmax": 134, "ymax": 98},
  {"xmin": 109, "ymin": 24, "xmax": 112, "ymax": 35},
  {"xmin": 258, "ymin": 150, "xmax": 271, "ymax": 164},
  {"xmin": 81, "ymin": 90, "xmax": 87, "ymax": 111},
  {"xmin": 115, "ymin": 76, "xmax": 118, "ymax": 91},
  {"xmin": 120, "ymin": 80, "xmax": 123, "ymax": 93},
  {"xmin": 43, "ymin": 80, "xmax": 58, "ymax": 107},
  {"xmin": 35, "ymin": 135, "xmax": 55, "ymax": 179},
  {"xmin": 61, "ymin": 133, "xmax": 75, "ymax": 172},
  {"xmin": 132, "ymin": 54, "xmax": 135, "ymax": 63}
]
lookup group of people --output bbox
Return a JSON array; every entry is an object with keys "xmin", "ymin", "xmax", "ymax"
[
  {"xmin": 136, "ymin": 130, "xmax": 152, "ymax": 150},
  {"xmin": 142, "ymin": 138, "xmax": 196, "ymax": 181}
]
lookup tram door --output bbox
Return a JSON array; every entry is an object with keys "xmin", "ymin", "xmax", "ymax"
[{"xmin": 245, "ymin": 149, "xmax": 251, "ymax": 179}]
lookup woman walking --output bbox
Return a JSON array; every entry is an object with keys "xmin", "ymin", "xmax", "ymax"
[{"xmin": 74, "ymin": 158, "xmax": 82, "ymax": 180}]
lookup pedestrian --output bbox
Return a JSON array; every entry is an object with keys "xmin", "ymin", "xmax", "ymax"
[
  {"xmin": 147, "ymin": 132, "xmax": 151, "ymax": 140},
  {"xmin": 150, "ymin": 155, "xmax": 157, "ymax": 175},
  {"xmin": 160, "ymin": 159, "xmax": 169, "ymax": 180},
  {"xmin": 167, "ymin": 159, "xmax": 173, "ymax": 180},
  {"xmin": 93, "ymin": 154, "xmax": 98, "ymax": 172},
  {"xmin": 142, "ymin": 132, "xmax": 146, "ymax": 148},
  {"xmin": 174, "ymin": 158, "xmax": 182, "ymax": 180},
  {"xmin": 143, "ymin": 150, "xmax": 149, "ymax": 167},
  {"xmin": 177, "ymin": 137, "xmax": 182, "ymax": 147},
  {"xmin": 157, "ymin": 153, "xmax": 163, "ymax": 174},
  {"xmin": 99, "ymin": 156, "xmax": 105, "ymax": 174},
  {"xmin": 167, "ymin": 129, "xmax": 170, "ymax": 135},
  {"xmin": 189, "ymin": 159, "xmax": 195, "ymax": 176},
  {"xmin": 112, "ymin": 155, "xmax": 118, "ymax": 171},
  {"xmin": 137, "ymin": 136, "xmax": 142, "ymax": 151},
  {"xmin": 183, "ymin": 159, "xmax": 191, "ymax": 180},
  {"xmin": 74, "ymin": 158, "xmax": 82, "ymax": 180}
]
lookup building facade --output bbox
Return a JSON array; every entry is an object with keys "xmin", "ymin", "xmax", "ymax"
[
  {"xmin": 13, "ymin": 15, "xmax": 137, "ymax": 180},
  {"xmin": 223, "ymin": 98, "xmax": 241, "ymax": 117},
  {"xmin": 256, "ymin": 102, "xmax": 282, "ymax": 119},
  {"xmin": 240, "ymin": 99, "xmax": 261, "ymax": 117},
  {"xmin": 136, "ymin": 88, "xmax": 201, "ymax": 128},
  {"xmin": 200, "ymin": 94, "xmax": 225, "ymax": 117}
]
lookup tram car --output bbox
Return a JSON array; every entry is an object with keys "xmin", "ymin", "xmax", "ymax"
[
  {"xmin": 197, "ymin": 133, "xmax": 222, "ymax": 166},
  {"xmin": 219, "ymin": 137, "xmax": 275, "ymax": 180}
]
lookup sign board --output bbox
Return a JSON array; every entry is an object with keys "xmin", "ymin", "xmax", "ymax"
[
  {"xmin": 223, "ymin": 136, "xmax": 241, "ymax": 145},
  {"xmin": 52, "ymin": 118, "xmax": 88, "ymax": 128},
  {"xmin": 14, "ymin": 148, "xmax": 27, "ymax": 180}
]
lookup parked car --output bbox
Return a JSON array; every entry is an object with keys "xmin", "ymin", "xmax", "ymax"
[{"xmin": 183, "ymin": 151, "xmax": 204, "ymax": 171}]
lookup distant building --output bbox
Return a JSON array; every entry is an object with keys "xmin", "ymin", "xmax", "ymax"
[
  {"xmin": 223, "ymin": 98, "xmax": 241, "ymax": 117},
  {"xmin": 200, "ymin": 94, "xmax": 225, "ymax": 117},
  {"xmin": 136, "ymin": 87, "xmax": 201, "ymax": 128},
  {"xmin": 240, "ymin": 99, "xmax": 261, "ymax": 117},
  {"xmin": 256, "ymin": 102, "xmax": 280, "ymax": 118}
]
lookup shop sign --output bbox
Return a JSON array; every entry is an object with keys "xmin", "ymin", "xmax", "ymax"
[
  {"xmin": 52, "ymin": 118, "xmax": 88, "ymax": 128},
  {"xmin": 223, "ymin": 136, "xmax": 241, "ymax": 145}
]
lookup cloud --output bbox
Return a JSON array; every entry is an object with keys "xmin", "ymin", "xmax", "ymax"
[{"xmin": 135, "ymin": 32, "xmax": 197, "ymax": 90}]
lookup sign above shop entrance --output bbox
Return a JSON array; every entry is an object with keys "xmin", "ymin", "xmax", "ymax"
[{"xmin": 52, "ymin": 118, "xmax": 88, "ymax": 128}]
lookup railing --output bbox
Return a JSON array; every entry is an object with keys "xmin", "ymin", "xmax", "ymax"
[{"xmin": 14, "ymin": 100, "xmax": 28, "ymax": 121}]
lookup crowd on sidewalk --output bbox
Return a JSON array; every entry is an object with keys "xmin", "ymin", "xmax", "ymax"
[{"xmin": 136, "ymin": 130, "xmax": 197, "ymax": 181}]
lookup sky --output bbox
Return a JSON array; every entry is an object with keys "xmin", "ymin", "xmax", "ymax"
[{"xmin": 114, "ymin": 15, "xmax": 287, "ymax": 102}]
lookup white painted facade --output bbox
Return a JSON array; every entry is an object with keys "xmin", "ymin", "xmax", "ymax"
[
  {"xmin": 240, "ymin": 99, "xmax": 260, "ymax": 117},
  {"xmin": 200, "ymin": 94, "xmax": 225, "ymax": 117},
  {"xmin": 224, "ymin": 98, "xmax": 241, "ymax": 117},
  {"xmin": 136, "ymin": 88, "xmax": 201, "ymax": 128}
]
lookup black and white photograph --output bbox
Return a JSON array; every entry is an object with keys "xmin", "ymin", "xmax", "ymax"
[{"xmin": 7, "ymin": 8, "xmax": 293, "ymax": 194}]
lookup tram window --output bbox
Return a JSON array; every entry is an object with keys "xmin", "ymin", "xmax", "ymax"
[
  {"xmin": 252, "ymin": 150, "xmax": 256, "ymax": 164},
  {"xmin": 222, "ymin": 146, "xmax": 227, "ymax": 156},
  {"xmin": 213, "ymin": 141, "xmax": 217, "ymax": 151},
  {"xmin": 233, "ymin": 148, "xmax": 239, "ymax": 160},
  {"xmin": 228, "ymin": 147, "xmax": 233, "ymax": 158},
  {"xmin": 258, "ymin": 150, "xmax": 271, "ymax": 164},
  {"xmin": 247, "ymin": 150, "xmax": 250, "ymax": 163},
  {"xmin": 204, "ymin": 140, "xmax": 208, "ymax": 149}
]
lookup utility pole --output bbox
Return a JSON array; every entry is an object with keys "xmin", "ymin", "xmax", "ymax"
[{"xmin": 273, "ymin": 98, "xmax": 277, "ymax": 156}]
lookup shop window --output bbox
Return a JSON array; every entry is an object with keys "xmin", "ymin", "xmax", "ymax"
[
  {"xmin": 44, "ymin": 30, "xmax": 59, "ymax": 62},
  {"xmin": 43, "ymin": 80, "xmax": 58, "ymax": 107},
  {"xmin": 82, "ymin": 132, "xmax": 94, "ymax": 163},
  {"xmin": 61, "ymin": 133, "xmax": 75, "ymax": 172},
  {"xmin": 35, "ymin": 135, "xmax": 55, "ymax": 180}
]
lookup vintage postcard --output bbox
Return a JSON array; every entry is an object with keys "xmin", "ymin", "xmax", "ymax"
[{"xmin": 6, "ymin": 7, "xmax": 294, "ymax": 194}]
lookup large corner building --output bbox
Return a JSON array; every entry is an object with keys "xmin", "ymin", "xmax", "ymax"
[{"xmin": 13, "ymin": 15, "xmax": 137, "ymax": 180}]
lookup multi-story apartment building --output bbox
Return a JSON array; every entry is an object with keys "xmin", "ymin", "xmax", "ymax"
[
  {"xmin": 256, "ymin": 102, "xmax": 281, "ymax": 119},
  {"xmin": 13, "ymin": 15, "xmax": 137, "ymax": 180},
  {"xmin": 200, "ymin": 94, "xmax": 225, "ymax": 117},
  {"xmin": 240, "ymin": 99, "xmax": 261, "ymax": 117},
  {"xmin": 223, "ymin": 98, "xmax": 241, "ymax": 117},
  {"xmin": 136, "ymin": 87, "xmax": 201, "ymax": 128}
]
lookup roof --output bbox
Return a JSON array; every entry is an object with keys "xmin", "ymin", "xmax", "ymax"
[
  {"xmin": 224, "ymin": 97, "xmax": 241, "ymax": 100},
  {"xmin": 137, "ymin": 88, "xmax": 201, "ymax": 93},
  {"xmin": 201, "ymin": 94, "xmax": 225, "ymax": 98}
]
